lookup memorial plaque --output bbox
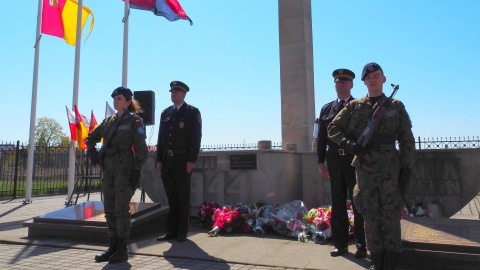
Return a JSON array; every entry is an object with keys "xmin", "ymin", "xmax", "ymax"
[{"xmin": 230, "ymin": 154, "xmax": 257, "ymax": 170}]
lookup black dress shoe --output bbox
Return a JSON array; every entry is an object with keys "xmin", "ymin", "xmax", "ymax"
[
  {"xmin": 177, "ymin": 234, "xmax": 187, "ymax": 242},
  {"xmin": 330, "ymin": 247, "xmax": 348, "ymax": 257},
  {"xmin": 156, "ymin": 232, "xmax": 177, "ymax": 241},
  {"xmin": 354, "ymin": 247, "xmax": 368, "ymax": 259}
]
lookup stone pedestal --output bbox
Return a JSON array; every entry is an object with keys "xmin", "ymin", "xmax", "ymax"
[{"xmin": 278, "ymin": 0, "xmax": 315, "ymax": 152}]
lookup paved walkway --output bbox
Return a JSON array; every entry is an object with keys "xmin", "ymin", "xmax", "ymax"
[{"xmin": 0, "ymin": 191, "xmax": 478, "ymax": 270}]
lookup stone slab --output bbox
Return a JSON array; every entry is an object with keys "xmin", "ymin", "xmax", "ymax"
[
  {"xmin": 23, "ymin": 201, "xmax": 168, "ymax": 242},
  {"xmin": 401, "ymin": 217, "xmax": 480, "ymax": 254}
]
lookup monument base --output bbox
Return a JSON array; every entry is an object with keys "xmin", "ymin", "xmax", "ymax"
[
  {"xmin": 399, "ymin": 217, "xmax": 480, "ymax": 269},
  {"xmin": 23, "ymin": 201, "xmax": 168, "ymax": 242}
]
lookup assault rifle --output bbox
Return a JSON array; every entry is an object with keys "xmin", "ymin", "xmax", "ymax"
[{"xmin": 356, "ymin": 84, "xmax": 399, "ymax": 161}]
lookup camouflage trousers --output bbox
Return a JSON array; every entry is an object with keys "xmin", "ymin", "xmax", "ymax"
[
  {"xmin": 353, "ymin": 151, "xmax": 403, "ymax": 253},
  {"xmin": 102, "ymin": 153, "xmax": 136, "ymax": 238}
]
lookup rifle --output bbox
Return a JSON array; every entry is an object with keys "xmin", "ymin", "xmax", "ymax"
[{"xmin": 356, "ymin": 84, "xmax": 399, "ymax": 161}]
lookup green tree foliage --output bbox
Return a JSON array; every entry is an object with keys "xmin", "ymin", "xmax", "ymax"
[{"xmin": 35, "ymin": 117, "xmax": 67, "ymax": 146}]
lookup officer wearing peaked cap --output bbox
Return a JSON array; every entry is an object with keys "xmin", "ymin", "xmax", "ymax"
[
  {"xmin": 170, "ymin": 80, "xmax": 189, "ymax": 93},
  {"xmin": 328, "ymin": 63, "xmax": 416, "ymax": 270},
  {"xmin": 156, "ymin": 80, "xmax": 202, "ymax": 242},
  {"xmin": 317, "ymin": 68, "xmax": 367, "ymax": 259},
  {"xmin": 332, "ymin": 68, "xmax": 355, "ymax": 82}
]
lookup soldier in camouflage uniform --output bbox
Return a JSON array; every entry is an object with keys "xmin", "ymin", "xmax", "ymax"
[
  {"xmin": 86, "ymin": 87, "xmax": 148, "ymax": 264},
  {"xmin": 156, "ymin": 81, "xmax": 202, "ymax": 243},
  {"xmin": 327, "ymin": 63, "xmax": 415, "ymax": 270}
]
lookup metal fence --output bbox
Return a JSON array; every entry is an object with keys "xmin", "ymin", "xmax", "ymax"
[
  {"xmin": 0, "ymin": 141, "xmax": 101, "ymax": 199},
  {"xmin": 1, "ymin": 137, "xmax": 479, "ymax": 199},
  {"xmin": 416, "ymin": 136, "xmax": 480, "ymax": 150}
]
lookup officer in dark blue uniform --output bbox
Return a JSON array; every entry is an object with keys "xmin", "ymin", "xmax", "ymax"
[
  {"xmin": 317, "ymin": 69, "xmax": 366, "ymax": 259},
  {"xmin": 156, "ymin": 81, "xmax": 202, "ymax": 242}
]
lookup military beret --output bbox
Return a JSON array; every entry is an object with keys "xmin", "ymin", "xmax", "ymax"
[
  {"xmin": 361, "ymin": 62, "xmax": 383, "ymax": 81},
  {"xmin": 169, "ymin": 81, "xmax": 189, "ymax": 93},
  {"xmin": 332, "ymin": 68, "xmax": 355, "ymax": 82},
  {"xmin": 111, "ymin": 86, "xmax": 133, "ymax": 98}
]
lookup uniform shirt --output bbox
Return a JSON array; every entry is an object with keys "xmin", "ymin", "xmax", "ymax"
[
  {"xmin": 317, "ymin": 97, "xmax": 353, "ymax": 163},
  {"xmin": 327, "ymin": 94, "xmax": 416, "ymax": 168},
  {"xmin": 86, "ymin": 112, "xmax": 148, "ymax": 171},
  {"xmin": 156, "ymin": 102, "xmax": 202, "ymax": 163}
]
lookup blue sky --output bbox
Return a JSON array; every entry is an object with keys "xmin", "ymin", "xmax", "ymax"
[{"xmin": 1, "ymin": 1, "xmax": 479, "ymax": 146}]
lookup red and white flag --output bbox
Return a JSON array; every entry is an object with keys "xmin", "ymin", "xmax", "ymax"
[
  {"xmin": 127, "ymin": 0, "xmax": 193, "ymax": 25},
  {"xmin": 65, "ymin": 106, "xmax": 77, "ymax": 140}
]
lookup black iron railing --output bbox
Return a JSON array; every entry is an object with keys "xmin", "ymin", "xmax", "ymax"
[{"xmin": 416, "ymin": 136, "xmax": 480, "ymax": 150}]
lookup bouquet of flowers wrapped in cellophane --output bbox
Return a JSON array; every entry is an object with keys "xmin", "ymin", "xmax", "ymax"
[
  {"xmin": 301, "ymin": 205, "xmax": 333, "ymax": 244},
  {"xmin": 207, "ymin": 203, "xmax": 250, "ymax": 237},
  {"xmin": 198, "ymin": 201, "xmax": 221, "ymax": 229}
]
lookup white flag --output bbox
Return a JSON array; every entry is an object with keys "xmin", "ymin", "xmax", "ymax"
[{"xmin": 105, "ymin": 101, "xmax": 115, "ymax": 119}]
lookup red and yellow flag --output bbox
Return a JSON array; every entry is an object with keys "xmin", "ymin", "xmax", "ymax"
[
  {"xmin": 41, "ymin": 0, "xmax": 95, "ymax": 46},
  {"xmin": 74, "ymin": 105, "xmax": 89, "ymax": 150},
  {"xmin": 89, "ymin": 110, "xmax": 98, "ymax": 133}
]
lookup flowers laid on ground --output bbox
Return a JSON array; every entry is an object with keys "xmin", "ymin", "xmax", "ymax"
[
  {"xmin": 401, "ymin": 202, "xmax": 432, "ymax": 217},
  {"xmin": 202, "ymin": 198, "xmax": 431, "ymax": 242},
  {"xmin": 201, "ymin": 200, "xmax": 354, "ymax": 244},
  {"xmin": 198, "ymin": 202, "xmax": 221, "ymax": 229}
]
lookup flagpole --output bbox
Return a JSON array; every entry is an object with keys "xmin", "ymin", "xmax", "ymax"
[
  {"xmin": 122, "ymin": 0, "xmax": 130, "ymax": 87},
  {"xmin": 25, "ymin": 0, "xmax": 44, "ymax": 204},
  {"xmin": 67, "ymin": 0, "xmax": 84, "ymax": 202}
]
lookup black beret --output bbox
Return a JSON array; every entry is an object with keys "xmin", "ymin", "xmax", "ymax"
[
  {"xmin": 111, "ymin": 86, "xmax": 133, "ymax": 98},
  {"xmin": 332, "ymin": 68, "xmax": 355, "ymax": 82},
  {"xmin": 169, "ymin": 81, "xmax": 189, "ymax": 93},
  {"xmin": 361, "ymin": 62, "xmax": 383, "ymax": 81}
]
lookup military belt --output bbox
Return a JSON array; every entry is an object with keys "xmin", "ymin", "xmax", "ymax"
[
  {"xmin": 165, "ymin": 149, "xmax": 188, "ymax": 157},
  {"xmin": 367, "ymin": 143, "xmax": 396, "ymax": 151}
]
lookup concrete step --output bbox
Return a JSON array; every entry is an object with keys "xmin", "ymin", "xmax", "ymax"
[{"xmin": 23, "ymin": 201, "xmax": 168, "ymax": 242}]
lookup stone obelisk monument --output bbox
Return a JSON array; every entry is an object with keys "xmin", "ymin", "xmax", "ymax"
[{"xmin": 278, "ymin": 0, "xmax": 315, "ymax": 151}]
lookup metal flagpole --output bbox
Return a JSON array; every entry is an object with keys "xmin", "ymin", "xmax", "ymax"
[
  {"xmin": 67, "ymin": 0, "xmax": 85, "ymax": 202},
  {"xmin": 122, "ymin": 0, "xmax": 130, "ymax": 87},
  {"xmin": 25, "ymin": 0, "xmax": 44, "ymax": 204}
]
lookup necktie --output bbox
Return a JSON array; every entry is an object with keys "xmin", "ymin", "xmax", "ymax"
[
  {"xmin": 174, "ymin": 107, "xmax": 178, "ymax": 113},
  {"xmin": 338, "ymin": 100, "xmax": 345, "ymax": 109}
]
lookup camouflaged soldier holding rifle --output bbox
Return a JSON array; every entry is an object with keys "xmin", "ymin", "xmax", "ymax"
[
  {"xmin": 328, "ymin": 63, "xmax": 415, "ymax": 270},
  {"xmin": 86, "ymin": 87, "xmax": 148, "ymax": 264}
]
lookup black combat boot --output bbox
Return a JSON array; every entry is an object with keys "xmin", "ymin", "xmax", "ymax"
[
  {"xmin": 368, "ymin": 252, "xmax": 385, "ymax": 270},
  {"xmin": 108, "ymin": 238, "xmax": 129, "ymax": 264},
  {"xmin": 94, "ymin": 236, "xmax": 117, "ymax": 262},
  {"xmin": 385, "ymin": 251, "xmax": 399, "ymax": 270}
]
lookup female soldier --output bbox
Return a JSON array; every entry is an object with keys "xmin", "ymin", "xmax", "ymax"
[{"xmin": 86, "ymin": 86, "xmax": 148, "ymax": 264}]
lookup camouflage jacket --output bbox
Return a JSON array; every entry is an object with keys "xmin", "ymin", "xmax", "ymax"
[
  {"xmin": 327, "ymin": 94, "xmax": 416, "ymax": 168},
  {"xmin": 86, "ymin": 112, "xmax": 148, "ymax": 171}
]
